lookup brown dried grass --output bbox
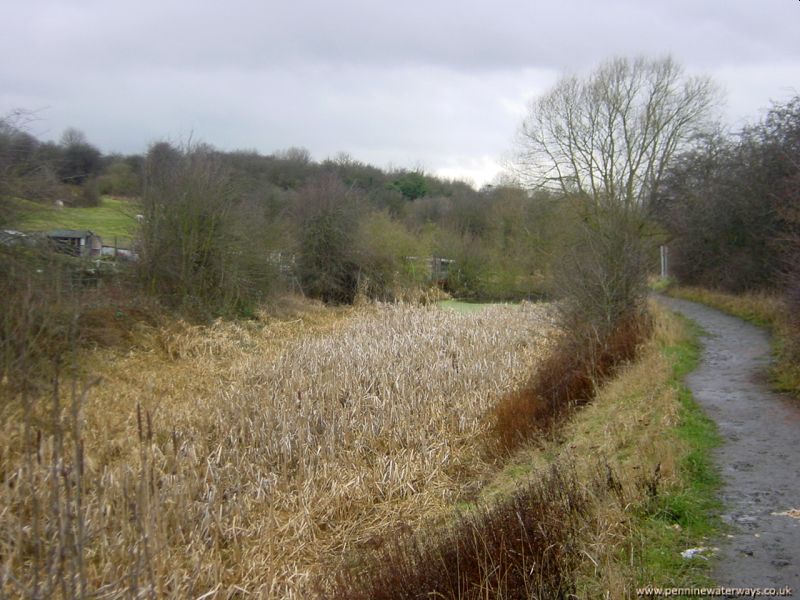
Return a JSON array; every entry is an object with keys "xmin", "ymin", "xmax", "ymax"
[
  {"xmin": 324, "ymin": 463, "xmax": 599, "ymax": 600},
  {"xmin": 322, "ymin": 302, "xmax": 688, "ymax": 600},
  {"xmin": 0, "ymin": 299, "xmax": 556, "ymax": 598},
  {"xmin": 491, "ymin": 314, "xmax": 652, "ymax": 455}
]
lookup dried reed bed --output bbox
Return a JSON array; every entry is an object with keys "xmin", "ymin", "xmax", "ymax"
[
  {"xmin": 330, "ymin": 302, "xmax": 694, "ymax": 599},
  {"xmin": 0, "ymin": 300, "xmax": 556, "ymax": 598}
]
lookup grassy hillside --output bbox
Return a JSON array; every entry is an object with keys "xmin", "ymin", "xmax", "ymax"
[{"xmin": 11, "ymin": 196, "xmax": 140, "ymax": 246}]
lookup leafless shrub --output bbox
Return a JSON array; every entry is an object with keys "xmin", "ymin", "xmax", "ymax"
[
  {"xmin": 553, "ymin": 199, "xmax": 651, "ymax": 339},
  {"xmin": 138, "ymin": 141, "xmax": 274, "ymax": 317},
  {"xmin": 0, "ymin": 243, "xmax": 74, "ymax": 392}
]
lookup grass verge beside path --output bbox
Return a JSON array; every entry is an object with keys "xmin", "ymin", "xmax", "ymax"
[
  {"xmin": 666, "ymin": 285, "xmax": 800, "ymax": 396},
  {"xmin": 634, "ymin": 316, "xmax": 722, "ymax": 590},
  {"xmin": 538, "ymin": 306, "xmax": 722, "ymax": 594}
]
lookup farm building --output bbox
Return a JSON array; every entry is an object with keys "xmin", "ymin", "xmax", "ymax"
[{"xmin": 47, "ymin": 229, "xmax": 103, "ymax": 257}]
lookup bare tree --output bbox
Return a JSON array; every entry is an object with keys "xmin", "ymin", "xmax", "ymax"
[
  {"xmin": 514, "ymin": 57, "xmax": 719, "ymax": 332},
  {"xmin": 515, "ymin": 56, "xmax": 718, "ymax": 209},
  {"xmin": 57, "ymin": 128, "xmax": 102, "ymax": 187}
]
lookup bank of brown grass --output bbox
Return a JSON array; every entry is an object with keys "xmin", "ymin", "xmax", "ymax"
[
  {"xmin": 667, "ymin": 286, "xmax": 783, "ymax": 328},
  {"xmin": 491, "ymin": 315, "xmax": 652, "ymax": 455},
  {"xmin": 0, "ymin": 300, "xmax": 556, "ymax": 598},
  {"xmin": 325, "ymin": 464, "xmax": 599, "ymax": 600},
  {"xmin": 518, "ymin": 303, "xmax": 700, "ymax": 596}
]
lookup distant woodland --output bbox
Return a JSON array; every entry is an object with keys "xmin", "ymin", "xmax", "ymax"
[{"xmin": 1, "ymin": 85, "xmax": 798, "ymax": 321}]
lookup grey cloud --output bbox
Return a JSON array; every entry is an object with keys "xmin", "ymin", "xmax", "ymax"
[
  {"xmin": 2, "ymin": 0, "xmax": 799, "ymax": 185},
  {"xmin": 5, "ymin": 0, "xmax": 798, "ymax": 72}
]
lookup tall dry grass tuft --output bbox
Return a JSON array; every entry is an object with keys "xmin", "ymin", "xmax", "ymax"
[
  {"xmin": 491, "ymin": 315, "xmax": 652, "ymax": 455},
  {"xmin": 323, "ymin": 463, "xmax": 614, "ymax": 600},
  {"xmin": 0, "ymin": 301, "xmax": 556, "ymax": 598}
]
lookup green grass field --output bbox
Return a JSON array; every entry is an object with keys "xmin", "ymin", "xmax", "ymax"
[{"xmin": 12, "ymin": 196, "xmax": 140, "ymax": 247}]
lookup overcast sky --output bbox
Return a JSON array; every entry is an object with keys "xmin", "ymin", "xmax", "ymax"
[{"xmin": 2, "ymin": 0, "xmax": 799, "ymax": 187}]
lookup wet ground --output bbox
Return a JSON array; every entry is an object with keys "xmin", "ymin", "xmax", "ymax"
[{"xmin": 659, "ymin": 296, "xmax": 800, "ymax": 591}]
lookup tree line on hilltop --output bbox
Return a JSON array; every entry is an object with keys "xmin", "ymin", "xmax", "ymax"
[
  {"xmin": 1, "ymin": 116, "xmax": 570, "ymax": 316},
  {"xmin": 1, "ymin": 57, "xmax": 798, "ymax": 346}
]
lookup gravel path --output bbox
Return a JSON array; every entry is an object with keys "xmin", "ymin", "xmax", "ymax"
[{"xmin": 659, "ymin": 296, "xmax": 800, "ymax": 591}]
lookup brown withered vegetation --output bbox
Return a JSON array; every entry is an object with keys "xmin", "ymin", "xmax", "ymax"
[
  {"xmin": 322, "ymin": 463, "xmax": 610, "ymax": 600},
  {"xmin": 0, "ymin": 242, "xmax": 160, "ymax": 398},
  {"xmin": 321, "ymin": 304, "xmax": 690, "ymax": 599},
  {"xmin": 0, "ymin": 301, "xmax": 556, "ymax": 598},
  {"xmin": 491, "ymin": 315, "xmax": 652, "ymax": 455}
]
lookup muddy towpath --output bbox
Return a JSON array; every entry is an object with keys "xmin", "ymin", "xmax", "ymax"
[{"xmin": 659, "ymin": 296, "xmax": 800, "ymax": 589}]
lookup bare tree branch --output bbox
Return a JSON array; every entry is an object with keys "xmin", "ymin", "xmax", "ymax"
[{"xmin": 514, "ymin": 56, "xmax": 719, "ymax": 208}]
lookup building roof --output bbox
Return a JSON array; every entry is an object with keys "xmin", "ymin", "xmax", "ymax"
[{"xmin": 48, "ymin": 229, "xmax": 96, "ymax": 238}]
